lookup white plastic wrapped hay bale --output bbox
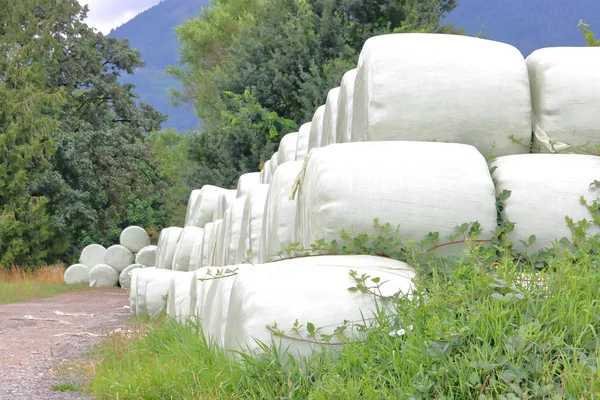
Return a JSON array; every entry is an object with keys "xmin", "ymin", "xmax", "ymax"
[
  {"xmin": 119, "ymin": 264, "xmax": 144, "ymax": 289},
  {"xmin": 104, "ymin": 245, "xmax": 135, "ymax": 273},
  {"xmin": 260, "ymin": 160, "xmax": 271, "ymax": 184},
  {"xmin": 166, "ymin": 271, "xmax": 196, "ymax": 323},
  {"xmin": 269, "ymin": 153, "xmax": 279, "ymax": 179},
  {"xmin": 195, "ymin": 265, "xmax": 247, "ymax": 347},
  {"xmin": 155, "ymin": 227, "xmax": 183, "ymax": 270},
  {"xmin": 188, "ymin": 186, "xmax": 231, "ymax": 228},
  {"xmin": 295, "ymin": 122, "xmax": 311, "ymax": 161},
  {"xmin": 221, "ymin": 197, "xmax": 247, "ymax": 267},
  {"xmin": 336, "ymin": 69, "xmax": 357, "ymax": 144},
  {"xmin": 235, "ymin": 184, "xmax": 270, "ymax": 264},
  {"xmin": 144, "ymin": 269, "xmax": 178, "ymax": 319},
  {"xmin": 184, "ymin": 189, "xmax": 202, "ymax": 226},
  {"xmin": 295, "ymin": 142, "xmax": 497, "ymax": 257},
  {"xmin": 188, "ymin": 229, "xmax": 205, "ymax": 271},
  {"xmin": 491, "ymin": 154, "xmax": 600, "ymax": 254},
  {"xmin": 260, "ymin": 161, "xmax": 304, "ymax": 263},
  {"xmin": 277, "ymin": 132, "xmax": 299, "ymax": 166},
  {"xmin": 120, "ymin": 226, "xmax": 150, "ymax": 253},
  {"xmin": 79, "ymin": 244, "xmax": 106, "ymax": 268},
  {"xmin": 64, "ymin": 264, "xmax": 90, "ymax": 285},
  {"xmin": 321, "ymin": 87, "xmax": 340, "ymax": 146},
  {"xmin": 135, "ymin": 245, "xmax": 157, "ymax": 267},
  {"xmin": 352, "ymin": 33, "xmax": 532, "ymax": 157},
  {"xmin": 172, "ymin": 226, "xmax": 204, "ymax": 272},
  {"xmin": 208, "ymin": 219, "xmax": 224, "ymax": 267},
  {"xmin": 89, "ymin": 264, "xmax": 119, "ymax": 287},
  {"xmin": 224, "ymin": 256, "xmax": 415, "ymax": 358},
  {"xmin": 129, "ymin": 268, "xmax": 141, "ymax": 315},
  {"xmin": 236, "ymin": 173, "xmax": 261, "ymax": 199},
  {"xmin": 526, "ymin": 47, "xmax": 600, "ymax": 153},
  {"xmin": 201, "ymin": 222, "xmax": 214, "ymax": 268},
  {"xmin": 212, "ymin": 190, "xmax": 236, "ymax": 222},
  {"xmin": 308, "ymin": 105, "xmax": 326, "ymax": 152},
  {"xmin": 134, "ymin": 267, "xmax": 156, "ymax": 317}
]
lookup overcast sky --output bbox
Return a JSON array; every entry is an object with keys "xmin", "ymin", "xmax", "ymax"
[{"xmin": 79, "ymin": 0, "xmax": 162, "ymax": 34}]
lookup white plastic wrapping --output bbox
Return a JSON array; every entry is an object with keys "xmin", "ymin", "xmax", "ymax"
[
  {"xmin": 295, "ymin": 122, "xmax": 311, "ymax": 161},
  {"xmin": 144, "ymin": 269, "xmax": 178, "ymax": 319},
  {"xmin": 155, "ymin": 227, "xmax": 183, "ymax": 269},
  {"xmin": 236, "ymin": 184, "xmax": 270, "ymax": 264},
  {"xmin": 201, "ymin": 222, "xmax": 214, "ymax": 269},
  {"xmin": 224, "ymin": 257, "xmax": 415, "ymax": 358},
  {"xmin": 135, "ymin": 245, "xmax": 157, "ymax": 267},
  {"xmin": 352, "ymin": 33, "xmax": 532, "ymax": 157},
  {"xmin": 294, "ymin": 142, "xmax": 497, "ymax": 257},
  {"xmin": 166, "ymin": 271, "xmax": 196, "ymax": 323},
  {"xmin": 336, "ymin": 69, "xmax": 357, "ymax": 144},
  {"xmin": 133, "ymin": 267, "xmax": 156, "ymax": 317},
  {"xmin": 236, "ymin": 172, "xmax": 261, "ymax": 199},
  {"xmin": 184, "ymin": 189, "xmax": 202, "ymax": 226},
  {"xmin": 188, "ymin": 186, "xmax": 231, "ymax": 228},
  {"xmin": 321, "ymin": 87, "xmax": 340, "ymax": 146},
  {"xmin": 89, "ymin": 264, "xmax": 119, "ymax": 287},
  {"xmin": 195, "ymin": 265, "xmax": 247, "ymax": 347},
  {"xmin": 119, "ymin": 264, "xmax": 144, "ymax": 289},
  {"xmin": 120, "ymin": 226, "xmax": 150, "ymax": 253},
  {"xmin": 260, "ymin": 160, "xmax": 271, "ymax": 184},
  {"xmin": 277, "ymin": 132, "xmax": 299, "ymax": 166},
  {"xmin": 63, "ymin": 264, "xmax": 90, "ymax": 285},
  {"xmin": 172, "ymin": 226, "xmax": 204, "ymax": 272},
  {"xmin": 491, "ymin": 154, "xmax": 600, "ymax": 254},
  {"xmin": 208, "ymin": 219, "xmax": 224, "ymax": 267},
  {"xmin": 129, "ymin": 268, "xmax": 141, "ymax": 315},
  {"xmin": 79, "ymin": 244, "xmax": 106, "ymax": 268},
  {"xmin": 260, "ymin": 161, "xmax": 304, "ymax": 262},
  {"xmin": 221, "ymin": 197, "xmax": 247, "ymax": 267},
  {"xmin": 104, "ymin": 245, "xmax": 135, "ymax": 273},
  {"xmin": 308, "ymin": 105, "xmax": 326, "ymax": 152},
  {"xmin": 212, "ymin": 190, "xmax": 237, "ymax": 222},
  {"xmin": 269, "ymin": 153, "xmax": 279, "ymax": 180},
  {"xmin": 526, "ymin": 47, "xmax": 600, "ymax": 153}
]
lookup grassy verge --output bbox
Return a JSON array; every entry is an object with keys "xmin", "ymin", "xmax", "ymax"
[
  {"xmin": 0, "ymin": 265, "xmax": 90, "ymax": 304},
  {"xmin": 88, "ymin": 228, "xmax": 600, "ymax": 399}
]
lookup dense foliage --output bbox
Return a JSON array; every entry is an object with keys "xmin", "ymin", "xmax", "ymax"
[
  {"xmin": 168, "ymin": 0, "xmax": 462, "ymax": 189},
  {"xmin": 0, "ymin": 1, "xmax": 169, "ymax": 268}
]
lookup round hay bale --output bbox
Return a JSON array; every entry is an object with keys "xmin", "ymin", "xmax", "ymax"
[
  {"xmin": 119, "ymin": 264, "xmax": 145, "ymax": 289},
  {"xmin": 79, "ymin": 244, "xmax": 106, "ymax": 268},
  {"xmin": 120, "ymin": 226, "xmax": 150, "ymax": 253},
  {"xmin": 104, "ymin": 245, "xmax": 135, "ymax": 273},
  {"xmin": 64, "ymin": 264, "xmax": 90, "ymax": 285},
  {"xmin": 135, "ymin": 245, "xmax": 157, "ymax": 267},
  {"xmin": 89, "ymin": 264, "xmax": 119, "ymax": 287}
]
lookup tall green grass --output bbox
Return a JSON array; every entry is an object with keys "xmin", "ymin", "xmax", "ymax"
[{"xmin": 89, "ymin": 223, "xmax": 600, "ymax": 399}]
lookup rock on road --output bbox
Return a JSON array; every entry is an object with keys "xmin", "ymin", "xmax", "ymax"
[{"xmin": 0, "ymin": 288, "xmax": 130, "ymax": 399}]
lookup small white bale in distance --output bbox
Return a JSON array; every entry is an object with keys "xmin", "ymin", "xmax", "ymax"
[
  {"xmin": 260, "ymin": 160, "xmax": 271, "ymax": 184},
  {"xmin": 155, "ymin": 227, "xmax": 183, "ymax": 269},
  {"xmin": 120, "ymin": 226, "xmax": 150, "ymax": 253},
  {"xmin": 212, "ymin": 190, "xmax": 237, "ymax": 222},
  {"xmin": 89, "ymin": 264, "xmax": 119, "ymax": 287},
  {"xmin": 188, "ymin": 186, "xmax": 232, "ymax": 228},
  {"xmin": 64, "ymin": 264, "xmax": 90, "ymax": 285},
  {"xmin": 295, "ymin": 122, "xmax": 311, "ymax": 161},
  {"xmin": 236, "ymin": 172, "xmax": 261, "ymax": 199},
  {"xmin": 104, "ymin": 245, "xmax": 135, "ymax": 273},
  {"xmin": 236, "ymin": 184, "xmax": 270, "ymax": 264},
  {"xmin": 336, "ymin": 69, "xmax": 357, "ymax": 144},
  {"xmin": 135, "ymin": 245, "xmax": 157, "ymax": 267},
  {"xmin": 277, "ymin": 132, "xmax": 299, "ymax": 166},
  {"xmin": 308, "ymin": 105, "xmax": 326, "ymax": 152},
  {"xmin": 321, "ymin": 87, "xmax": 340, "ymax": 146},
  {"xmin": 172, "ymin": 226, "xmax": 204, "ymax": 272},
  {"xmin": 269, "ymin": 153, "xmax": 279, "ymax": 180},
  {"xmin": 79, "ymin": 244, "xmax": 106, "ymax": 268}
]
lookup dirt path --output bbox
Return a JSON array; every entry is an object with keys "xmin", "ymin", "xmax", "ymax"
[{"xmin": 0, "ymin": 288, "xmax": 130, "ymax": 399}]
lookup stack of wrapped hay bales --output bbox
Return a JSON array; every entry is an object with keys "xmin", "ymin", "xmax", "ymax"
[
  {"xmin": 64, "ymin": 226, "xmax": 156, "ymax": 288},
  {"xmin": 126, "ymin": 33, "xmax": 600, "ymax": 361}
]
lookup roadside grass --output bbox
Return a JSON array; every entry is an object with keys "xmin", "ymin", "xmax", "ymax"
[
  {"xmin": 88, "ymin": 234, "xmax": 600, "ymax": 399},
  {"xmin": 0, "ymin": 265, "xmax": 90, "ymax": 304}
]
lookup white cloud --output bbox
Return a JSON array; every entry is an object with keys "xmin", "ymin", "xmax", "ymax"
[{"xmin": 78, "ymin": 0, "xmax": 162, "ymax": 34}]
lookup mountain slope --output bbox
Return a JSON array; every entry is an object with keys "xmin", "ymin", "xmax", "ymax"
[
  {"xmin": 444, "ymin": 0, "xmax": 600, "ymax": 57},
  {"xmin": 109, "ymin": 0, "xmax": 209, "ymax": 131}
]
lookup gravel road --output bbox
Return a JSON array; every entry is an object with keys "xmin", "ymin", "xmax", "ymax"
[{"xmin": 0, "ymin": 288, "xmax": 130, "ymax": 400}]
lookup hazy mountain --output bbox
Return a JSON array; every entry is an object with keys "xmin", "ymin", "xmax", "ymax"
[{"xmin": 108, "ymin": 0, "xmax": 210, "ymax": 132}]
